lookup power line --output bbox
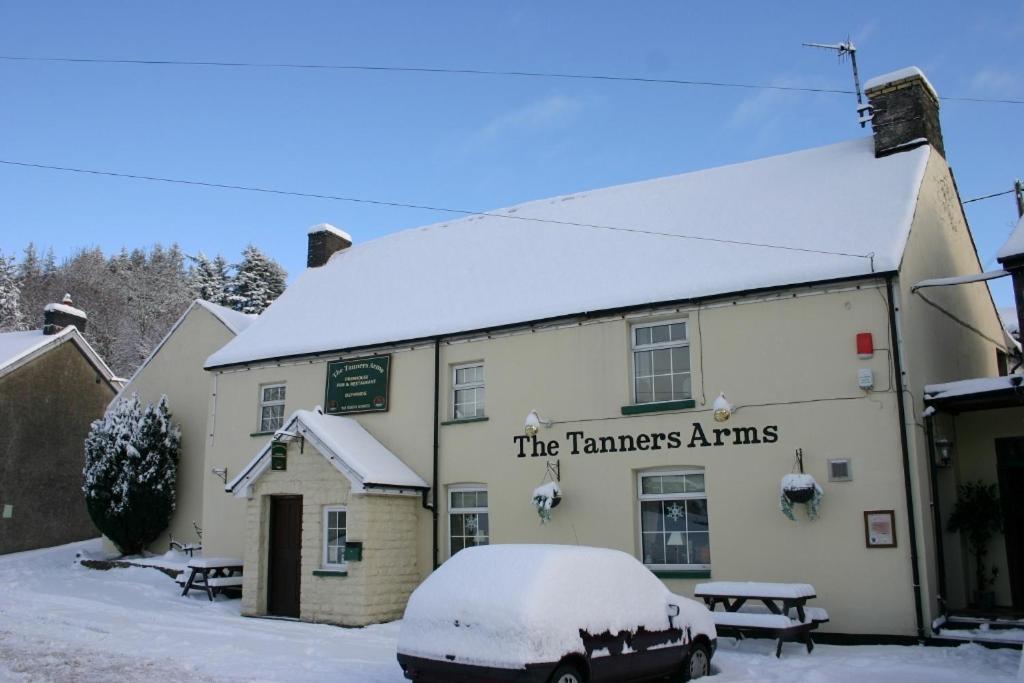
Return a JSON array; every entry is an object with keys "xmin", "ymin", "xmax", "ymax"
[
  {"xmin": 2, "ymin": 54, "xmax": 1021, "ymax": 104},
  {"xmin": 962, "ymin": 189, "xmax": 1015, "ymax": 204},
  {"xmin": 0, "ymin": 158, "xmax": 873, "ymax": 261}
]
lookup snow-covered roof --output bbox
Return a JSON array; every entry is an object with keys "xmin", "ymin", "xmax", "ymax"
[
  {"xmin": 227, "ymin": 409, "xmax": 428, "ymax": 497},
  {"xmin": 924, "ymin": 375, "xmax": 1024, "ymax": 401},
  {"xmin": 207, "ymin": 137, "xmax": 931, "ymax": 369},
  {"xmin": 864, "ymin": 66, "xmax": 939, "ymax": 101},
  {"xmin": 0, "ymin": 326, "xmax": 116, "ymax": 384},
  {"xmin": 308, "ymin": 222, "xmax": 353, "ymax": 243},
  {"xmin": 996, "ymin": 215, "xmax": 1024, "ymax": 263},
  {"xmin": 43, "ymin": 301, "xmax": 87, "ymax": 318},
  {"xmin": 397, "ymin": 544, "xmax": 715, "ymax": 669},
  {"xmin": 194, "ymin": 300, "xmax": 257, "ymax": 335},
  {"xmin": 999, "ymin": 307, "xmax": 1019, "ymax": 336}
]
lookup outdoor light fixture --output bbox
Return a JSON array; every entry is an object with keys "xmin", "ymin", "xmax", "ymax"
[
  {"xmin": 524, "ymin": 410, "xmax": 553, "ymax": 437},
  {"xmin": 934, "ymin": 438, "xmax": 954, "ymax": 468},
  {"xmin": 713, "ymin": 393, "xmax": 733, "ymax": 422}
]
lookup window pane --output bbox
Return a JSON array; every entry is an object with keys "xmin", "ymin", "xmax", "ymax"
[
  {"xmin": 662, "ymin": 475, "xmax": 686, "ymax": 494},
  {"xmin": 670, "ymin": 323, "xmax": 687, "ymax": 342},
  {"xmin": 640, "ymin": 501, "xmax": 664, "ymax": 532},
  {"xmin": 634, "ymin": 350, "xmax": 653, "ymax": 378},
  {"xmin": 642, "ymin": 532, "xmax": 664, "ymax": 565},
  {"xmin": 664, "ymin": 501, "xmax": 687, "ymax": 531},
  {"xmin": 635, "ymin": 327, "xmax": 652, "ymax": 346},
  {"xmin": 635, "ymin": 377, "xmax": 653, "ymax": 404},
  {"xmin": 476, "ymin": 513, "xmax": 489, "ymax": 534},
  {"xmin": 477, "ymin": 491, "xmax": 488, "ymax": 507},
  {"xmin": 641, "ymin": 476, "xmax": 662, "ymax": 495},
  {"xmin": 455, "ymin": 368, "xmax": 467, "ymax": 385},
  {"xmin": 674, "ymin": 374, "xmax": 692, "ymax": 400},
  {"xmin": 684, "ymin": 473, "xmax": 705, "ymax": 493},
  {"xmin": 470, "ymin": 366, "xmax": 483, "ymax": 383},
  {"xmin": 451, "ymin": 537, "xmax": 464, "ymax": 554},
  {"xmin": 689, "ymin": 532, "xmax": 711, "ymax": 565},
  {"xmin": 651, "ymin": 324, "xmax": 670, "ymax": 344},
  {"xmin": 671, "ymin": 347, "xmax": 690, "ymax": 373},
  {"xmin": 652, "ymin": 348, "xmax": 671, "ymax": 374},
  {"xmin": 687, "ymin": 499, "xmax": 709, "ymax": 531},
  {"xmin": 451, "ymin": 514, "xmax": 464, "ymax": 535},
  {"xmin": 665, "ymin": 533, "xmax": 688, "ymax": 564},
  {"xmin": 451, "ymin": 492, "xmax": 464, "ymax": 509},
  {"xmin": 653, "ymin": 375, "xmax": 673, "ymax": 402}
]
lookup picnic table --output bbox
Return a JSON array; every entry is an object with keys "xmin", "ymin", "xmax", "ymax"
[
  {"xmin": 694, "ymin": 581, "xmax": 829, "ymax": 657},
  {"xmin": 177, "ymin": 557, "xmax": 244, "ymax": 601}
]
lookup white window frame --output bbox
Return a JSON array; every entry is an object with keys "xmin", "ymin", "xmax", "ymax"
[
  {"xmin": 630, "ymin": 319, "xmax": 692, "ymax": 405},
  {"xmin": 636, "ymin": 469, "xmax": 710, "ymax": 571},
  {"xmin": 451, "ymin": 362, "xmax": 485, "ymax": 420},
  {"xmin": 258, "ymin": 382, "xmax": 286, "ymax": 433},
  {"xmin": 322, "ymin": 505, "xmax": 347, "ymax": 570},
  {"xmin": 448, "ymin": 485, "xmax": 489, "ymax": 557}
]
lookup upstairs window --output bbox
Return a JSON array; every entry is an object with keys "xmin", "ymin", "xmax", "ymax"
[
  {"xmin": 259, "ymin": 383, "xmax": 286, "ymax": 432},
  {"xmin": 452, "ymin": 363, "xmax": 485, "ymax": 420},
  {"xmin": 631, "ymin": 320, "xmax": 691, "ymax": 404}
]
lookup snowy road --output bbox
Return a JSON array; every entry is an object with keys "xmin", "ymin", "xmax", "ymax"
[{"xmin": 0, "ymin": 540, "xmax": 1020, "ymax": 682}]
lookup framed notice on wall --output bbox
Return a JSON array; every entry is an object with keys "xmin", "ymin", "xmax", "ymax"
[
  {"xmin": 864, "ymin": 510, "xmax": 897, "ymax": 548},
  {"xmin": 325, "ymin": 355, "xmax": 391, "ymax": 415}
]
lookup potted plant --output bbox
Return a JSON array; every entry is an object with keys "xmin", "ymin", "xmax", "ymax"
[
  {"xmin": 946, "ymin": 481, "xmax": 1003, "ymax": 609},
  {"xmin": 779, "ymin": 473, "xmax": 823, "ymax": 521}
]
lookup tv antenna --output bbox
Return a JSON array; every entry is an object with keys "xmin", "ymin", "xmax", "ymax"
[{"xmin": 803, "ymin": 39, "xmax": 868, "ymax": 127}]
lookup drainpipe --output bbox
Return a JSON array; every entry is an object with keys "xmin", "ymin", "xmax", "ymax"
[
  {"xmin": 431, "ymin": 339, "xmax": 441, "ymax": 569},
  {"xmin": 886, "ymin": 275, "xmax": 926, "ymax": 640},
  {"xmin": 925, "ymin": 413, "xmax": 949, "ymax": 621}
]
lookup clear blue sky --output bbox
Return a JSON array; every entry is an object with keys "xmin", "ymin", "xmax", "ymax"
[{"xmin": 1, "ymin": 2, "xmax": 1021, "ymax": 304}]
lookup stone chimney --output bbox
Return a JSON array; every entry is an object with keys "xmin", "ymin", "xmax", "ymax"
[
  {"xmin": 43, "ymin": 293, "xmax": 87, "ymax": 335},
  {"xmin": 864, "ymin": 66, "xmax": 944, "ymax": 159},
  {"xmin": 307, "ymin": 223, "xmax": 353, "ymax": 268}
]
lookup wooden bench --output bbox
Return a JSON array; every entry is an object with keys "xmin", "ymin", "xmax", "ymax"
[
  {"xmin": 694, "ymin": 581, "xmax": 826, "ymax": 657},
  {"xmin": 179, "ymin": 557, "xmax": 244, "ymax": 601}
]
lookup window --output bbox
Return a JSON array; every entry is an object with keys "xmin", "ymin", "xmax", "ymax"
[
  {"xmin": 452, "ymin": 363, "xmax": 485, "ymax": 420},
  {"xmin": 322, "ymin": 506, "xmax": 347, "ymax": 568},
  {"xmin": 449, "ymin": 487, "xmax": 489, "ymax": 556},
  {"xmin": 259, "ymin": 383, "xmax": 286, "ymax": 432},
  {"xmin": 631, "ymin": 320, "xmax": 691, "ymax": 404},
  {"xmin": 638, "ymin": 470, "xmax": 710, "ymax": 569}
]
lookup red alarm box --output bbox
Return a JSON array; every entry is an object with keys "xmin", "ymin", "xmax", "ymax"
[{"xmin": 856, "ymin": 332, "xmax": 874, "ymax": 358}]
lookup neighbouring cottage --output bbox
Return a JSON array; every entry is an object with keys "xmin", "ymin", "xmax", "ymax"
[
  {"xmin": 113, "ymin": 299, "xmax": 256, "ymax": 553},
  {"xmin": 176, "ymin": 67, "xmax": 1012, "ymax": 638},
  {"xmin": 0, "ymin": 296, "xmax": 119, "ymax": 554}
]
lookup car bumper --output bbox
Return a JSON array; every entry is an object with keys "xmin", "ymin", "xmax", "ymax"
[{"xmin": 397, "ymin": 654, "xmax": 553, "ymax": 683}]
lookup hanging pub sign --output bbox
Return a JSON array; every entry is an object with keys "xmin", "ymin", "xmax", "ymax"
[
  {"xmin": 325, "ymin": 355, "xmax": 392, "ymax": 415},
  {"xmin": 271, "ymin": 441, "xmax": 287, "ymax": 471}
]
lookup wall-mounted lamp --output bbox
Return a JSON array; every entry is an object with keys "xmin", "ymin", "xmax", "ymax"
[
  {"xmin": 524, "ymin": 409, "xmax": 553, "ymax": 437},
  {"xmin": 934, "ymin": 438, "xmax": 954, "ymax": 468},
  {"xmin": 713, "ymin": 393, "xmax": 733, "ymax": 422},
  {"xmin": 211, "ymin": 467, "xmax": 228, "ymax": 483}
]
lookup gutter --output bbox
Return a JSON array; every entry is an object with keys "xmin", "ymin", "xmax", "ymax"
[{"xmin": 886, "ymin": 275, "xmax": 926, "ymax": 640}]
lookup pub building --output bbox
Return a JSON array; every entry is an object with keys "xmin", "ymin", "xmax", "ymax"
[{"xmin": 181, "ymin": 68, "xmax": 1013, "ymax": 637}]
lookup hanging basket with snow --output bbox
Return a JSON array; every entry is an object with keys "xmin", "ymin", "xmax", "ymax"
[
  {"xmin": 779, "ymin": 449, "xmax": 823, "ymax": 521},
  {"xmin": 532, "ymin": 481, "xmax": 562, "ymax": 524}
]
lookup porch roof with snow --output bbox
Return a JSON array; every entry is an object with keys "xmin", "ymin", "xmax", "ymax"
[
  {"xmin": 996, "ymin": 215, "xmax": 1024, "ymax": 265},
  {"xmin": 226, "ymin": 409, "xmax": 428, "ymax": 497},
  {"xmin": 206, "ymin": 137, "xmax": 932, "ymax": 369},
  {"xmin": 924, "ymin": 375, "xmax": 1024, "ymax": 413}
]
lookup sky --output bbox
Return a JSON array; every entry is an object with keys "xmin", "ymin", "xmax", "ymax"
[{"xmin": 0, "ymin": 1, "xmax": 1021, "ymax": 305}]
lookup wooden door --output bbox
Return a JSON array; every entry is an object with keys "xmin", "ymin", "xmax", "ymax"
[
  {"xmin": 996, "ymin": 439, "xmax": 1024, "ymax": 608},
  {"xmin": 268, "ymin": 495, "xmax": 302, "ymax": 618}
]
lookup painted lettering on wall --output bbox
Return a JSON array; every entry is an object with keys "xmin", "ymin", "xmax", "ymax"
[{"xmin": 513, "ymin": 423, "xmax": 779, "ymax": 457}]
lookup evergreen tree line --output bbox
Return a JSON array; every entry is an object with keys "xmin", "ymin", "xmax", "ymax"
[{"xmin": 0, "ymin": 243, "xmax": 286, "ymax": 376}]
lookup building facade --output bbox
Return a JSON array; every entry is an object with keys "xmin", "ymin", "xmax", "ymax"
[{"xmin": 184, "ymin": 68, "xmax": 1009, "ymax": 637}]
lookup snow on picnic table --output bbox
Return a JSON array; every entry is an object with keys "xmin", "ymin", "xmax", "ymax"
[{"xmin": 0, "ymin": 539, "xmax": 1020, "ymax": 682}]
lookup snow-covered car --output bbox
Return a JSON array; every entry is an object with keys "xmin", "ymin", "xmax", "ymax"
[{"xmin": 397, "ymin": 544, "xmax": 716, "ymax": 682}]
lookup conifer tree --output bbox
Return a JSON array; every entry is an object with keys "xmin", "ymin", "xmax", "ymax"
[
  {"xmin": 226, "ymin": 244, "xmax": 287, "ymax": 314},
  {"xmin": 0, "ymin": 251, "xmax": 25, "ymax": 332},
  {"xmin": 189, "ymin": 252, "xmax": 231, "ymax": 305},
  {"xmin": 83, "ymin": 394, "xmax": 181, "ymax": 555}
]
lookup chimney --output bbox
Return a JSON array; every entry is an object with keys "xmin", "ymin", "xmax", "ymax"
[
  {"xmin": 43, "ymin": 293, "xmax": 87, "ymax": 335},
  {"xmin": 307, "ymin": 223, "xmax": 353, "ymax": 268},
  {"xmin": 864, "ymin": 66, "xmax": 944, "ymax": 159}
]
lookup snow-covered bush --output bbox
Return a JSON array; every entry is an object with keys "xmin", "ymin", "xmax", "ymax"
[{"xmin": 83, "ymin": 394, "xmax": 181, "ymax": 555}]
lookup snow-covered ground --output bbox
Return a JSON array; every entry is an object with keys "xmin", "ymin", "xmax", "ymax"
[{"xmin": 0, "ymin": 539, "xmax": 1020, "ymax": 682}]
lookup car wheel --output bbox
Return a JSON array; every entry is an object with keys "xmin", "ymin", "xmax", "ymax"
[
  {"xmin": 681, "ymin": 641, "xmax": 711, "ymax": 680},
  {"xmin": 549, "ymin": 663, "xmax": 585, "ymax": 683}
]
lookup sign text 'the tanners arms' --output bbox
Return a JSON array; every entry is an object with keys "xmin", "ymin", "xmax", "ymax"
[{"xmin": 514, "ymin": 423, "xmax": 779, "ymax": 457}]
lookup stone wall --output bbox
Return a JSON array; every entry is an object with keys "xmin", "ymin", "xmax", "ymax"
[{"xmin": 240, "ymin": 438, "xmax": 420, "ymax": 626}]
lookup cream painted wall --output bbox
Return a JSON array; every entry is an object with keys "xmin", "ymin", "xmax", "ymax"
[
  {"xmin": 895, "ymin": 148, "xmax": 1010, "ymax": 620},
  {"xmin": 119, "ymin": 304, "xmax": 236, "ymax": 552},
  {"xmin": 207, "ymin": 278, "xmax": 926, "ymax": 635}
]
